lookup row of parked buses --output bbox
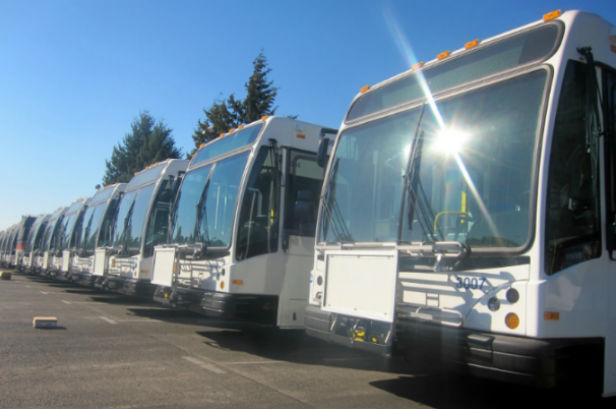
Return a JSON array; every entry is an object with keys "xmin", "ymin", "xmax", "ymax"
[{"xmin": 2, "ymin": 10, "xmax": 615, "ymax": 397}]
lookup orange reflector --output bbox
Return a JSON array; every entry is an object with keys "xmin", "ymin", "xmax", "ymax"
[
  {"xmin": 219, "ymin": 133, "xmax": 224, "ymax": 138},
  {"xmin": 238, "ymin": 124, "xmax": 244, "ymax": 129},
  {"xmin": 220, "ymin": 281, "xmax": 225, "ymax": 289},
  {"xmin": 412, "ymin": 62, "xmax": 423, "ymax": 70},
  {"xmin": 360, "ymin": 85, "xmax": 371, "ymax": 93},
  {"xmin": 296, "ymin": 133, "xmax": 306, "ymax": 139},
  {"xmin": 232, "ymin": 279, "xmax": 243, "ymax": 285},
  {"xmin": 228, "ymin": 128, "xmax": 234, "ymax": 133},
  {"xmin": 505, "ymin": 313, "xmax": 519, "ymax": 329},
  {"xmin": 544, "ymin": 311, "xmax": 560, "ymax": 320},
  {"xmin": 140, "ymin": 269, "xmax": 149, "ymax": 275},
  {"xmin": 543, "ymin": 10, "xmax": 561, "ymax": 22},
  {"xmin": 261, "ymin": 115, "xmax": 268, "ymax": 121},
  {"xmin": 465, "ymin": 39, "xmax": 479, "ymax": 50},
  {"xmin": 437, "ymin": 51, "xmax": 450, "ymax": 60}
]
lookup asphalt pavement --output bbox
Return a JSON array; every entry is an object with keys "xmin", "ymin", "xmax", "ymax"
[{"xmin": 0, "ymin": 270, "xmax": 612, "ymax": 408}]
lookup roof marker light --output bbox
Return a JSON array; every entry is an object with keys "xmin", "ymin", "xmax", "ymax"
[
  {"xmin": 261, "ymin": 115, "xmax": 268, "ymax": 121},
  {"xmin": 412, "ymin": 62, "xmax": 423, "ymax": 70},
  {"xmin": 437, "ymin": 50, "xmax": 450, "ymax": 60},
  {"xmin": 200, "ymin": 143, "xmax": 205, "ymax": 148},
  {"xmin": 238, "ymin": 124, "xmax": 244, "ymax": 129},
  {"xmin": 228, "ymin": 128, "xmax": 234, "ymax": 133},
  {"xmin": 465, "ymin": 39, "xmax": 479, "ymax": 50},
  {"xmin": 360, "ymin": 85, "xmax": 371, "ymax": 93},
  {"xmin": 543, "ymin": 10, "xmax": 561, "ymax": 22}
]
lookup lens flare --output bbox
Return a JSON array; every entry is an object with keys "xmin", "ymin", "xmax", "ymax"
[{"xmin": 383, "ymin": 8, "xmax": 501, "ymax": 242}]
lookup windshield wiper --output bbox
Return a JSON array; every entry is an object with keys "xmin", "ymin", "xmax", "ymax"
[
  {"xmin": 177, "ymin": 242, "xmax": 208, "ymax": 259},
  {"xmin": 401, "ymin": 241, "xmax": 469, "ymax": 271},
  {"xmin": 401, "ymin": 104, "xmax": 444, "ymax": 242}
]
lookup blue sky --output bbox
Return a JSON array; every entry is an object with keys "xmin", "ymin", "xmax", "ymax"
[{"xmin": 0, "ymin": 0, "xmax": 614, "ymax": 231}]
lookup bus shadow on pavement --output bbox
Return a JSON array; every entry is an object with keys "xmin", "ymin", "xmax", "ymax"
[
  {"xmin": 126, "ymin": 306, "xmax": 210, "ymax": 325},
  {"xmin": 370, "ymin": 373, "xmax": 615, "ymax": 409},
  {"xmin": 195, "ymin": 327, "xmax": 401, "ymax": 371}
]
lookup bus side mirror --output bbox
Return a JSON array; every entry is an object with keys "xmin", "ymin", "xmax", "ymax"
[
  {"xmin": 317, "ymin": 128, "xmax": 337, "ymax": 168},
  {"xmin": 317, "ymin": 137, "xmax": 330, "ymax": 168}
]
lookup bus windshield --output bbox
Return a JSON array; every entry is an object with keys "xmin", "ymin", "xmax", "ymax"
[
  {"xmin": 110, "ymin": 184, "xmax": 156, "ymax": 255},
  {"xmin": 320, "ymin": 69, "xmax": 547, "ymax": 249},
  {"xmin": 58, "ymin": 211, "xmax": 81, "ymax": 250},
  {"xmin": 78, "ymin": 202, "xmax": 107, "ymax": 253},
  {"xmin": 171, "ymin": 152, "xmax": 249, "ymax": 249}
]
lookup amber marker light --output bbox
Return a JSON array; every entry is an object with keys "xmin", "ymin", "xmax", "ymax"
[
  {"xmin": 360, "ymin": 85, "xmax": 371, "ymax": 93},
  {"xmin": 232, "ymin": 279, "xmax": 243, "ymax": 285},
  {"xmin": 465, "ymin": 39, "xmax": 479, "ymax": 50},
  {"xmin": 437, "ymin": 50, "xmax": 450, "ymax": 60},
  {"xmin": 543, "ymin": 10, "xmax": 561, "ymax": 22},
  {"xmin": 505, "ymin": 313, "xmax": 520, "ymax": 329},
  {"xmin": 545, "ymin": 311, "xmax": 560, "ymax": 320},
  {"xmin": 412, "ymin": 62, "xmax": 423, "ymax": 70}
]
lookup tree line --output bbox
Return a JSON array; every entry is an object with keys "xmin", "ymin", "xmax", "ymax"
[{"xmin": 102, "ymin": 52, "xmax": 278, "ymax": 186}]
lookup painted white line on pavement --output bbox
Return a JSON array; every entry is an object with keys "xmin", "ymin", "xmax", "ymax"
[
  {"xmin": 99, "ymin": 316, "xmax": 118, "ymax": 325},
  {"xmin": 182, "ymin": 356, "xmax": 226, "ymax": 374}
]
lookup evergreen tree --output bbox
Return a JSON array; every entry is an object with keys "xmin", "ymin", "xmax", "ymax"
[
  {"xmin": 242, "ymin": 51, "xmax": 277, "ymax": 123},
  {"xmin": 103, "ymin": 111, "xmax": 181, "ymax": 185},
  {"xmin": 192, "ymin": 51, "xmax": 278, "ymax": 149}
]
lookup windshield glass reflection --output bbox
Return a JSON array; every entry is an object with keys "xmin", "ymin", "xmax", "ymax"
[{"xmin": 320, "ymin": 70, "xmax": 547, "ymax": 249}]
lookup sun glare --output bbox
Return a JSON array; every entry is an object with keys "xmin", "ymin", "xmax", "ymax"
[{"xmin": 432, "ymin": 127, "xmax": 469, "ymax": 156}]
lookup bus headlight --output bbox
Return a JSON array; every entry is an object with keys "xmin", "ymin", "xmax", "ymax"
[
  {"xmin": 487, "ymin": 297, "xmax": 500, "ymax": 311},
  {"xmin": 506, "ymin": 288, "xmax": 519, "ymax": 303}
]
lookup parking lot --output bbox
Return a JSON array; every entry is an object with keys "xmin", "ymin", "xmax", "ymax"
[{"xmin": 0, "ymin": 270, "xmax": 612, "ymax": 408}]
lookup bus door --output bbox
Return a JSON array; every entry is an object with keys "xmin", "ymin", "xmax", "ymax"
[{"xmin": 278, "ymin": 149, "xmax": 324, "ymax": 327}]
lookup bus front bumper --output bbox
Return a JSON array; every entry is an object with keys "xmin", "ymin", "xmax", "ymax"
[
  {"xmin": 200, "ymin": 291, "xmax": 277, "ymax": 325},
  {"xmin": 395, "ymin": 317, "xmax": 603, "ymax": 389}
]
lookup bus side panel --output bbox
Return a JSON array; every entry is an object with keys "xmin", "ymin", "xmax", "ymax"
[{"xmin": 277, "ymin": 235, "xmax": 313, "ymax": 328}]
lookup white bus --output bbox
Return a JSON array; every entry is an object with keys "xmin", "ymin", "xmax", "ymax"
[
  {"xmin": 97, "ymin": 159, "xmax": 188, "ymax": 296},
  {"xmin": 69, "ymin": 183, "xmax": 126, "ymax": 286},
  {"xmin": 0, "ymin": 224, "xmax": 19, "ymax": 267},
  {"xmin": 151, "ymin": 116, "xmax": 335, "ymax": 328},
  {"xmin": 20, "ymin": 214, "xmax": 49, "ymax": 272},
  {"xmin": 50, "ymin": 198, "xmax": 88, "ymax": 279},
  {"xmin": 36, "ymin": 206, "xmax": 67, "ymax": 275},
  {"xmin": 305, "ymin": 10, "xmax": 616, "ymax": 396}
]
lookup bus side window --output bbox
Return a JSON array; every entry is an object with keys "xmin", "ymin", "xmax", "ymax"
[{"xmin": 545, "ymin": 60, "xmax": 601, "ymax": 275}]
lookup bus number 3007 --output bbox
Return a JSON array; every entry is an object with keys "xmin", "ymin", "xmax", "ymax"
[{"xmin": 454, "ymin": 276, "xmax": 487, "ymax": 291}]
